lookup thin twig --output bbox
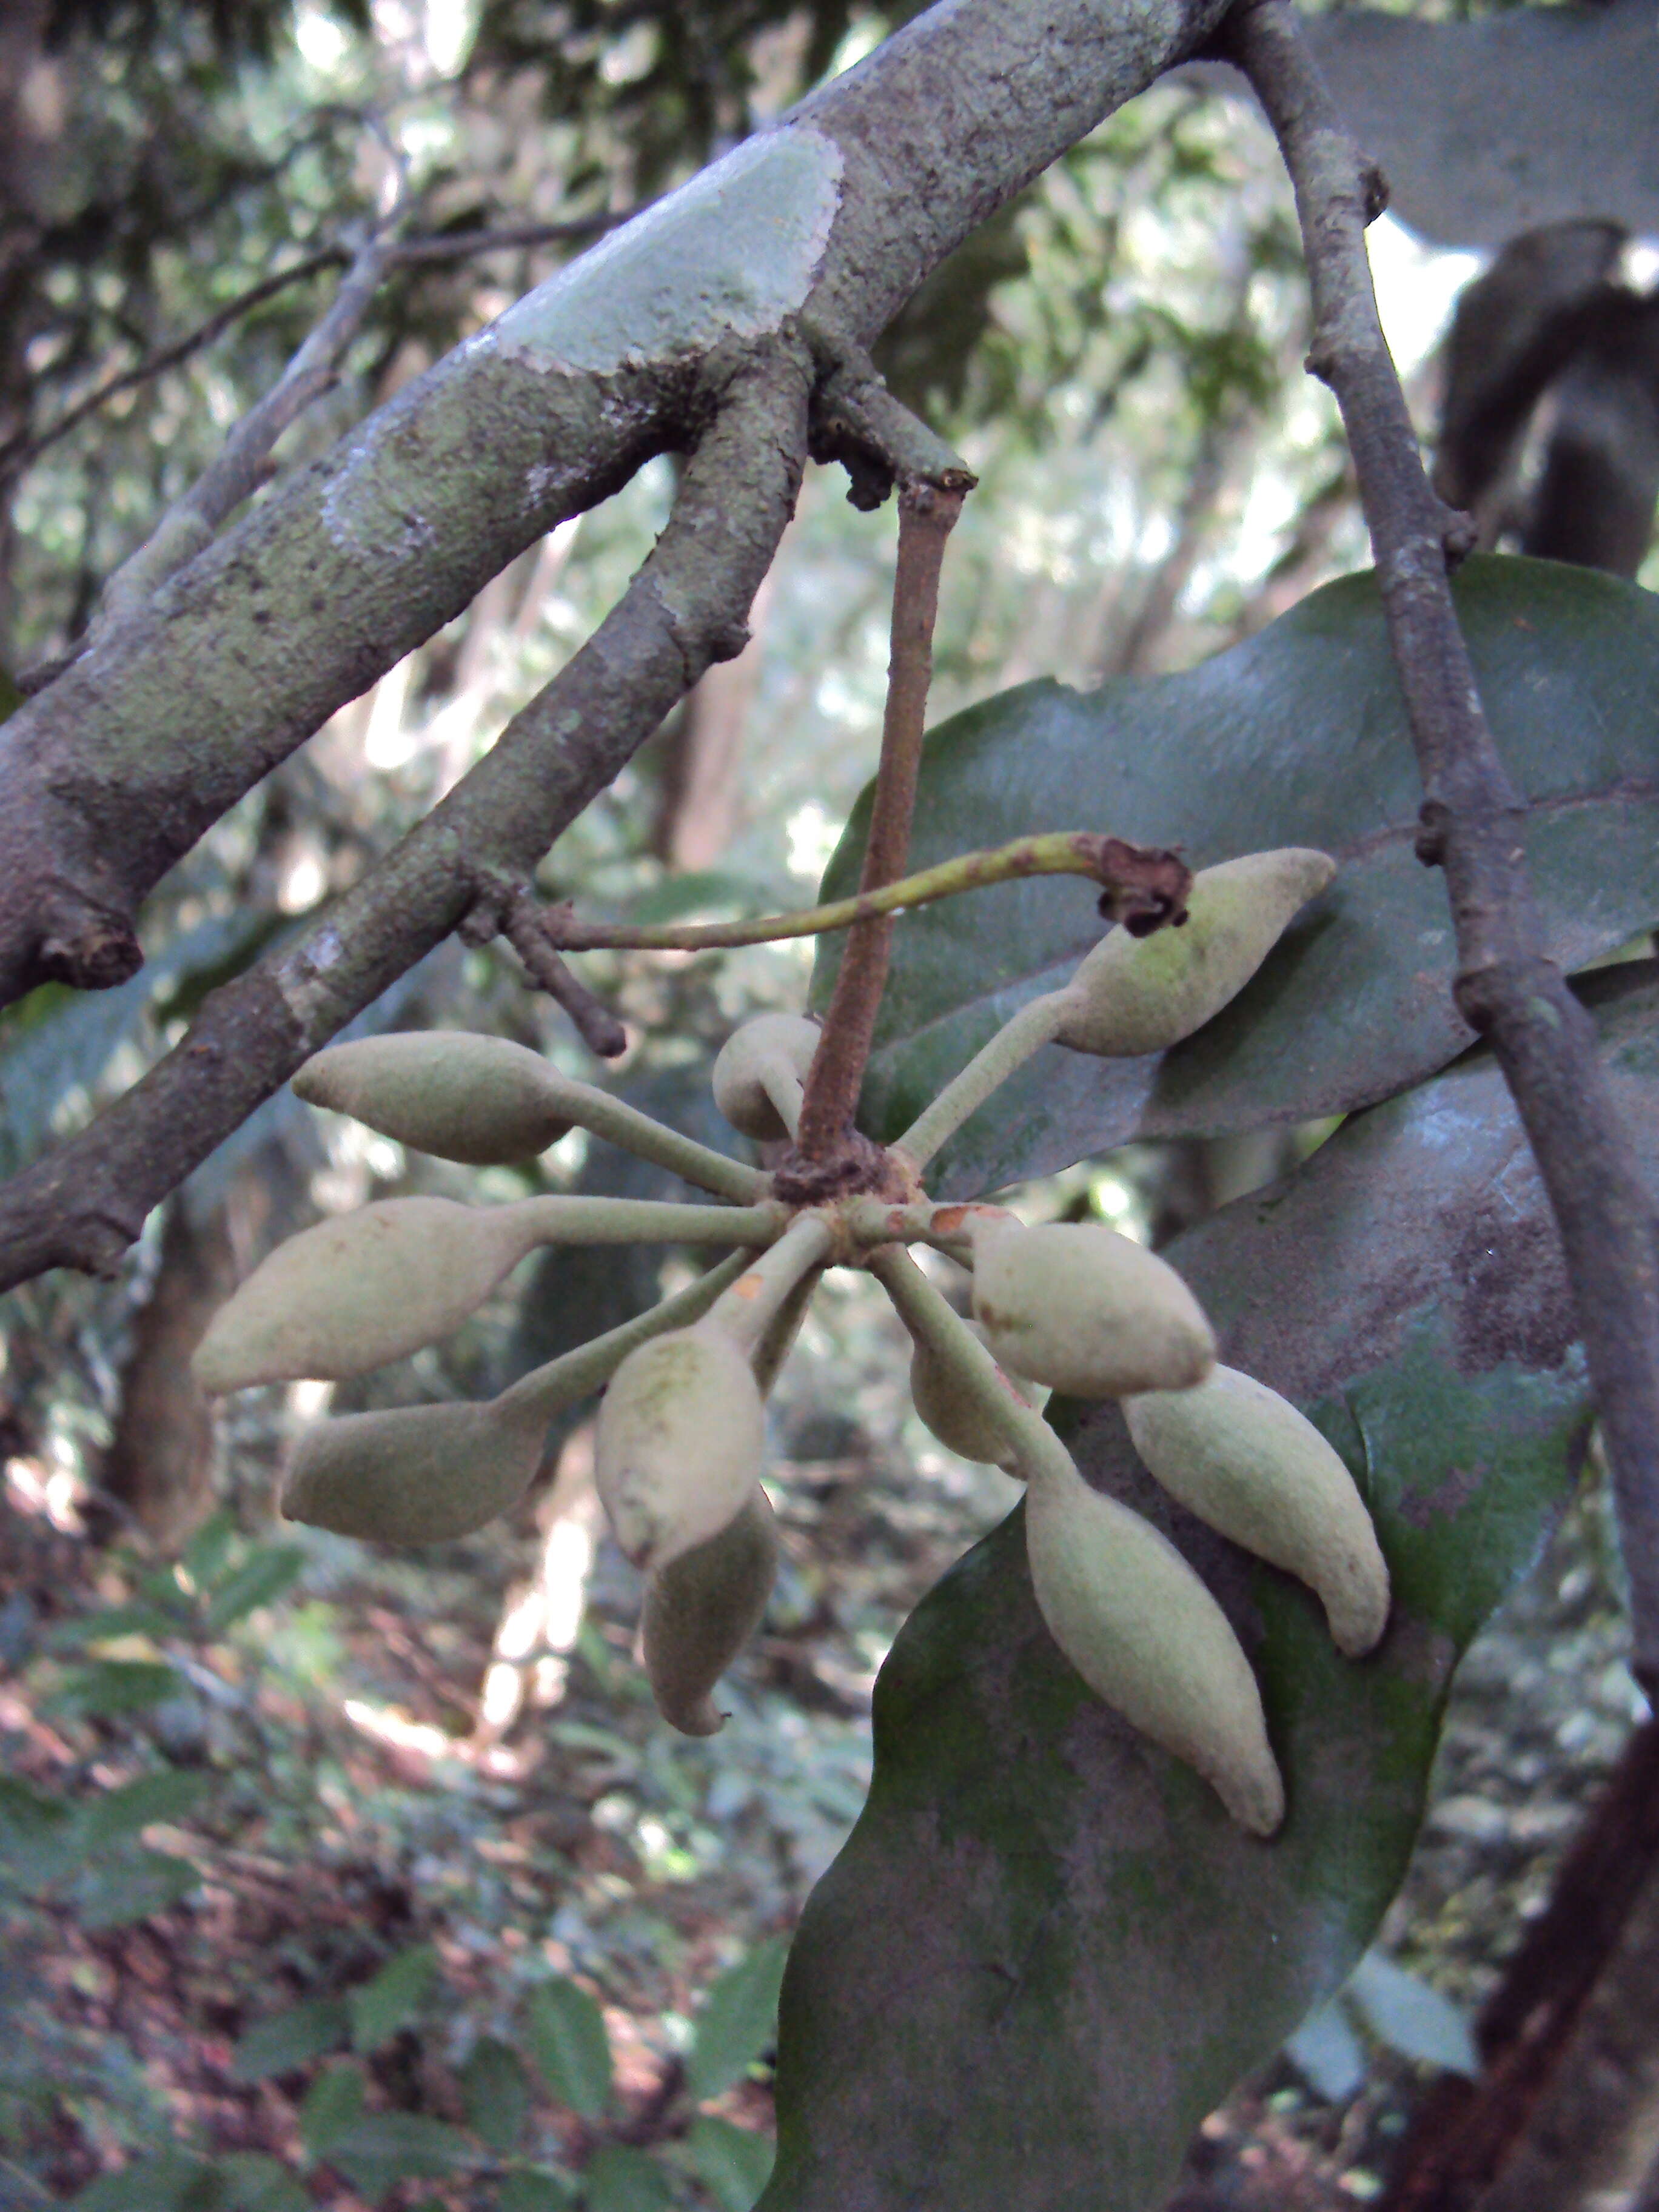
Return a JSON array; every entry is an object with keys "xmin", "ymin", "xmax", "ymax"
[
  {"xmin": 4, "ymin": 213, "xmax": 630, "ymax": 489},
  {"xmin": 795, "ymin": 480, "xmax": 966, "ymax": 1161},
  {"xmin": 466, "ymin": 876, "xmax": 629, "ymax": 1057},
  {"xmin": 551, "ymin": 831, "xmax": 1189, "ymax": 954},
  {"xmin": 90, "ymin": 211, "xmax": 408, "ymax": 635},
  {"xmin": 1227, "ymin": 0, "xmax": 1659, "ymax": 1695},
  {"xmin": 0, "ymin": 250, "xmax": 346, "ymax": 483}
]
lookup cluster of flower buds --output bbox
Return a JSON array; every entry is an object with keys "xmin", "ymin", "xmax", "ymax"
[{"xmin": 194, "ymin": 845, "xmax": 1387, "ymax": 1835}]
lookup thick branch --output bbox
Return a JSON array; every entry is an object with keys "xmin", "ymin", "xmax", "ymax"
[
  {"xmin": 1227, "ymin": 0, "xmax": 1659, "ymax": 1693},
  {"xmin": 0, "ymin": 0, "xmax": 1231, "ymax": 1010},
  {"xmin": 0, "ymin": 352, "xmax": 808, "ymax": 1290}
]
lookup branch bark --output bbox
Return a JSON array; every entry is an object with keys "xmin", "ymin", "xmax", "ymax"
[
  {"xmin": 0, "ymin": 0, "xmax": 1231, "ymax": 1009},
  {"xmin": 1224, "ymin": 0, "xmax": 1659, "ymax": 1695},
  {"xmin": 0, "ymin": 349, "xmax": 808, "ymax": 1289}
]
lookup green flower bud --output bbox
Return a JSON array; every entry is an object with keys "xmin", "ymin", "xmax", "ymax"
[
  {"xmin": 282, "ymin": 1391, "xmax": 549, "ymax": 1544},
  {"xmin": 711, "ymin": 1014, "xmax": 820, "ymax": 1139},
  {"xmin": 971, "ymin": 1219, "xmax": 1215, "ymax": 1398},
  {"xmin": 294, "ymin": 1031, "xmax": 573, "ymax": 1164},
  {"xmin": 595, "ymin": 1326, "xmax": 765, "ymax": 1572},
  {"xmin": 1025, "ymin": 1456, "xmax": 1284, "ymax": 1835},
  {"xmin": 1054, "ymin": 847, "xmax": 1336, "ymax": 1057},
  {"xmin": 1125, "ymin": 1365, "xmax": 1390, "ymax": 1657},
  {"xmin": 641, "ymin": 1490, "xmax": 779, "ymax": 1735},
  {"xmin": 193, "ymin": 1197, "xmax": 546, "ymax": 1392}
]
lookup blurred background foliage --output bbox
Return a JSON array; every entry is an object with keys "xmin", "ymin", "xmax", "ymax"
[{"xmin": 0, "ymin": 1, "xmax": 1652, "ymax": 2205}]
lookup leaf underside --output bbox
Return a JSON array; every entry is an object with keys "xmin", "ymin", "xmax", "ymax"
[
  {"xmin": 760, "ymin": 970, "xmax": 1659, "ymax": 2212},
  {"xmin": 810, "ymin": 556, "xmax": 1659, "ymax": 1195}
]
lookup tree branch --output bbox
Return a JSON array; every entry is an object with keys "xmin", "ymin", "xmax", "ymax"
[
  {"xmin": 1226, "ymin": 0, "xmax": 1659, "ymax": 1695},
  {"xmin": 796, "ymin": 479, "xmax": 964, "ymax": 1162},
  {"xmin": 0, "ymin": 0, "xmax": 1233, "ymax": 1011},
  {"xmin": 0, "ymin": 349, "xmax": 809, "ymax": 1291}
]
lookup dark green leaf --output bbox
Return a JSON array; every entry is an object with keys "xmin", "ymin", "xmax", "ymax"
[
  {"xmin": 581, "ymin": 2145, "xmax": 671, "ymax": 2212},
  {"xmin": 78, "ymin": 1767, "xmax": 208, "ymax": 1850},
  {"xmin": 73, "ymin": 1849, "xmax": 199, "ymax": 1929},
  {"xmin": 523, "ymin": 1978, "xmax": 612, "ymax": 2117},
  {"xmin": 324, "ymin": 2112, "xmax": 471, "ymax": 2202},
  {"xmin": 811, "ymin": 557, "xmax": 1659, "ymax": 1194},
  {"xmin": 461, "ymin": 2034, "xmax": 530, "ymax": 2153},
  {"xmin": 50, "ymin": 1658, "xmax": 182, "ymax": 1716},
  {"xmin": 68, "ymin": 2150, "xmax": 218, "ymax": 2210},
  {"xmin": 686, "ymin": 1939, "xmax": 789, "ymax": 2102},
  {"xmin": 1346, "ymin": 1952, "xmax": 1478, "ymax": 2076},
  {"xmin": 232, "ymin": 1997, "xmax": 351, "ymax": 2082},
  {"xmin": 298, "ymin": 2062, "xmax": 366, "ymax": 2157},
  {"xmin": 0, "ymin": 1775, "xmax": 76, "ymax": 1888},
  {"xmin": 348, "ymin": 1942, "xmax": 440, "ymax": 2051},
  {"xmin": 761, "ymin": 976, "xmax": 1659, "ymax": 2212},
  {"xmin": 47, "ymin": 1600, "xmax": 183, "ymax": 1649},
  {"xmin": 184, "ymin": 1512, "xmax": 238, "ymax": 1589},
  {"xmin": 688, "ymin": 2116, "xmax": 776, "ymax": 2212},
  {"xmin": 202, "ymin": 1546, "xmax": 305, "ymax": 1634},
  {"xmin": 498, "ymin": 2167, "xmax": 576, "ymax": 2210},
  {"xmin": 216, "ymin": 2153, "xmax": 311, "ymax": 2212}
]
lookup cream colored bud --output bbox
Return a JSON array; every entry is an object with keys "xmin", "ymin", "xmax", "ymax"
[
  {"xmin": 281, "ymin": 1391, "xmax": 548, "ymax": 1544},
  {"xmin": 971, "ymin": 1219, "xmax": 1215, "ymax": 1399},
  {"xmin": 1054, "ymin": 848, "xmax": 1336, "ymax": 1058},
  {"xmin": 642, "ymin": 1490, "xmax": 779, "ymax": 1735},
  {"xmin": 193, "ymin": 1198, "xmax": 543, "ymax": 1392},
  {"xmin": 910, "ymin": 1322, "xmax": 1042, "ymax": 1470},
  {"xmin": 1125, "ymin": 1365, "xmax": 1390, "ymax": 1657},
  {"xmin": 711, "ymin": 1014, "xmax": 820, "ymax": 1139},
  {"xmin": 294, "ymin": 1031, "xmax": 574, "ymax": 1164},
  {"xmin": 595, "ymin": 1326, "xmax": 765, "ymax": 1572},
  {"xmin": 1025, "ymin": 1458, "xmax": 1284, "ymax": 1835}
]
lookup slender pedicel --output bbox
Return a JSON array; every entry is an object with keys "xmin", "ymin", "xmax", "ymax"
[
  {"xmin": 895, "ymin": 990, "xmax": 1071, "ymax": 1170},
  {"xmin": 296, "ymin": 1031, "xmax": 766, "ymax": 1201},
  {"xmin": 704, "ymin": 1212, "xmax": 838, "ymax": 1358}
]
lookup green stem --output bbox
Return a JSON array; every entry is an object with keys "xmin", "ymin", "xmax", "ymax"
[
  {"xmin": 554, "ymin": 833, "xmax": 1160, "ymax": 955},
  {"xmin": 870, "ymin": 1245, "xmax": 1073, "ymax": 1487},
  {"xmin": 498, "ymin": 1248, "xmax": 759, "ymax": 1421},
  {"xmin": 547, "ymin": 1079, "xmax": 768, "ymax": 1202},
  {"xmin": 705, "ymin": 1211, "xmax": 836, "ymax": 1358},
  {"xmin": 751, "ymin": 1262, "xmax": 823, "ymax": 1395},
  {"xmin": 514, "ymin": 1195, "xmax": 783, "ymax": 1248},
  {"xmin": 895, "ymin": 989, "xmax": 1073, "ymax": 1170}
]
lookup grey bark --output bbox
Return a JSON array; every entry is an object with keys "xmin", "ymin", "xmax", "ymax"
[
  {"xmin": 0, "ymin": 0, "xmax": 1233, "ymax": 1290},
  {"xmin": 0, "ymin": 0, "xmax": 1228, "ymax": 1011}
]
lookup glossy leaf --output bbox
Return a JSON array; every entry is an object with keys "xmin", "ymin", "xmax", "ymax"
[
  {"xmin": 523, "ymin": 1977, "xmax": 612, "ymax": 2117},
  {"xmin": 1284, "ymin": 2003, "xmax": 1367, "ymax": 2103},
  {"xmin": 811, "ymin": 557, "xmax": 1659, "ymax": 1194},
  {"xmin": 762, "ymin": 972, "xmax": 1659, "ymax": 2212},
  {"xmin": 686, "ymin": 1937, "xmax": 789, "ymax": 2101}
]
